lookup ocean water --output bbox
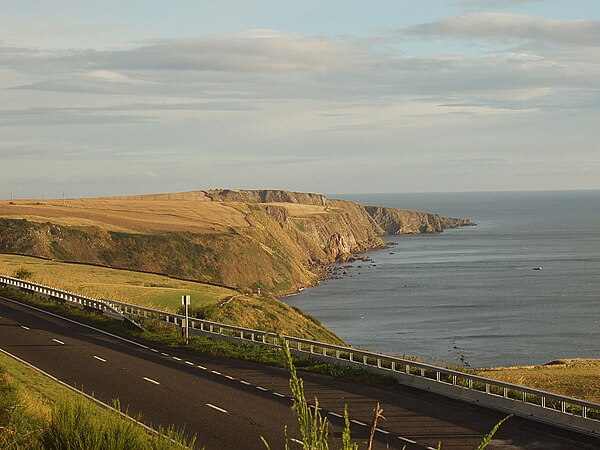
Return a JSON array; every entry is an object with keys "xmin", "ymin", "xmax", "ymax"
[{"xmin": 284, "ymin": 190, "xmax": 600, "ymax": 368}]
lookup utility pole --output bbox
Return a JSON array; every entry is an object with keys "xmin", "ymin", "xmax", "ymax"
[
  {"xmin": 182, "ymin": 295, "xmax": 191, "ymax": 344},
  {"xmin": 62, "ymin": 191, "xmax": 66, "ymax": 207}
]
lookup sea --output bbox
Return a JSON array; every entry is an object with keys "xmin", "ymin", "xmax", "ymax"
[{"xmin": 284, "ymin": 190, "xmax": 600, "ymax": 368}]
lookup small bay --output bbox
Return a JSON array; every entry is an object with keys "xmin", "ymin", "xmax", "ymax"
[{"xmin": 284, "ymin": 190, "xmax": 600, "ymax": 368}]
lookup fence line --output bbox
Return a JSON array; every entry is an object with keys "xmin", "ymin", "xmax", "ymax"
[{"xmin": 1, "ymin": 274, "xmax": 598, "ymax": 437}]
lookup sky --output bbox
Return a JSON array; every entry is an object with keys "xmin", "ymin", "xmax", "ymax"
[{"xmin": 1, "ymin": 0, "xmax": 599, "ymax": 198}]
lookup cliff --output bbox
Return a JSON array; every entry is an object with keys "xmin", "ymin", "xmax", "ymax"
[
  {"xmin": 0, "ymin": 189, "xmax": 471, "ymax": 294},
  {"xmin": 365, "ymin": 206, "xmax": 473, "ymax": 235}
]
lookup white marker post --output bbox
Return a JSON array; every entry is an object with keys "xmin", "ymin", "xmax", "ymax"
[{"xmin": 182, "ymin": 295, "xmax": 191, "ymax": 344}]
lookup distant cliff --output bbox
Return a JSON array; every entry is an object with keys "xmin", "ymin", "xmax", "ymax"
[
  {"xmin": 0, "ymin": 189, "xmax": 472, "ymax": 294},
  {"xmin": 364, "ymin": 206, "xmax": 473, "ymax": 235}
]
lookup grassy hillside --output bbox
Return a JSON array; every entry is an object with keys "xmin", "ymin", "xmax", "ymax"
[
  {"xmin": 477, "ymin": 359, "xmax": 600, "ymax": 403},
  {"xmin": 0, "ymin": 254, "xmax": 344, "ymax": 344},
  {"xmin": 0, "ymin": 189, "xmax": 469, "ymax": 295}
]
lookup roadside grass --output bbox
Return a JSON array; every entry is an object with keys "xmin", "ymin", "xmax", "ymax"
[
  {"xmin": 0, "ymin": 254, "xmax": 345, "ymax": 344},
  {"xmin": 0, "ymin": 352, "xmax": 195, "ymax": 449},
  {"xmin": 476, "ymin": 359, "xmax": 600, "ymax": 404}
]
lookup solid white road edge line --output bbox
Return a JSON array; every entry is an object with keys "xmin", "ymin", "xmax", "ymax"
[
  {"xmin": 0, "ymin": 346, "xmax": 173, "ymax": 442},
  {"xmin": 206, "ymin": 403, "xmax": 228, "ymax": 414},
  {"xmin": 329, "ymin": 411, "xmax": 343, "ymax": 418},
  {"xmin": 143, "ymin": 376, "xmax": 160, "ymax": 385},
  {"xmin": 399, "ymin": 437, "xmax": 417, "ymax": 444},
  {"xmin": 0, "ymin": 296, "xmax": 149, "ymax": 349},
  {"xmin": 351, "ymin": 419, "xmax": 367, "ymax": 426}
]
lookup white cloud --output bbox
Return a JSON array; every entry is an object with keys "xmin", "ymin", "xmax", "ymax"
[{"xmin": 407, "ymin": 13, "xmax": 600, "ymax": 46}]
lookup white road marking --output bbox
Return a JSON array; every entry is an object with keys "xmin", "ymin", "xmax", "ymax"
[
  {"xmin": 290, "ymin": 438, "xmax": 304, "ymax": 445},
  {"xmin": 143, "ymin": 377, "xmax": 160, "ymax": 385},
  {"xmin": 206, "ymin": 403, "xmax": 228, "ymax": 414},
  {"xmin": 329, "ymin": 412, "xmax": 343, "ymax": 418},
  {"xmin": 273, "ymin": 392, "xmax": 286, "ymax": 398},
  {"xmin": 351, "ymin": 419, "xmax": 368, "ymax": 427},
  {"xmin": 426, "ymin": 447, "xmax": 437, "ymax": 450},
  {"xmin": 150, "ymin": 348, "xmax": 158, "ymax": 352},
  {"xmin": 21, "ymin": 325, "xmax": 30, "ymax": 330},
  {"xmin": 375, "ymin": 428, "xmax": 390, "ymax": 435},
  {"xmin": 240, "ymin": 380, "xmax": 251, "ymax": 385},
  {"xmin": 52, "ymin": 338, "xmax": 65, "ymax": 345},
  {"xmin": 225, "ymin": 375, "xmax": 234, "ymax": 380},
  {"xmin": 197, "ymin": 365, "xmax": 207, "ymax": 370},
  {"xmin": 161, "ymin": 352, "xmax": 169, "ymax": 357},
  {"xmin": 256, "ymin": 386, "xmax": 268, "ymax": 391},
  {"xmin": 185, "ymin": 361, "xmax": 194, "ymax": 366},
  {"xmin": 93, "ymin": 355, "xmax": 107, "ymax": 363},
  {"xmin": 399, "ymin": 437, "xmax": 417, "ymax": 444},
  {"xmin": 1, "ymin": 296, "xmax": 150, "ymax": 349},
  {"xmin": 211, "ymin": 370, "xmax": 221, "ymax": 375},
  {"xmin": 173, "ymin": 356, "xmax": 182, "ymax": 361}
]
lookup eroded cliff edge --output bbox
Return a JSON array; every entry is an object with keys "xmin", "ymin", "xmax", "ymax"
[{"xmin": 0, "ymin": 189, "xmax": 473, "ymax": 294}]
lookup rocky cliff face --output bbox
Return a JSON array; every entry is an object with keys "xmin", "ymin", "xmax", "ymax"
[{"xmin": 364, "ymin": 206, "xmax": 473, "ymax": 235}]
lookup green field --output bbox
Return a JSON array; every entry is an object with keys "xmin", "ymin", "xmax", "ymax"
[{"xmin": 0, "ymin": 253, "xmax": 234, "ymax": 311}]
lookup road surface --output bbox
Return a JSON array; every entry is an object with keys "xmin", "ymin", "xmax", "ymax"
[{"xmin": 0, "ymin": 296, "xmax": 597, "ymax": 449}]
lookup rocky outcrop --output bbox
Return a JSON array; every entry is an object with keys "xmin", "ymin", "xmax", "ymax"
[
  {"xmin": 365, "ymin": 206, "xmax": 473, "ymax": 235},
  {"xmin": 204, "ymin": 189, "xmax": 327, "ymax": 206},
  {"xmin": 441, "ymin": 217, "xmax": 474, "ymax": 229}
]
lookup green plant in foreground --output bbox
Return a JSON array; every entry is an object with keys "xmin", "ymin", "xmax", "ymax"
[{"xmin": 266, "ymin": 336, "xmax": 510, "ymax": 450}]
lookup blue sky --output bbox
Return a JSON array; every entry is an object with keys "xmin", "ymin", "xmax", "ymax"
[{"xmin": 1, "ymin": 1, "xmax": 599, "ymax": 197}]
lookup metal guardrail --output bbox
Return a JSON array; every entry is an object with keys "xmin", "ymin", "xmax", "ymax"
[{"xmin": 1, "ymin": 274, "xmax": 598, "ymax": 437}]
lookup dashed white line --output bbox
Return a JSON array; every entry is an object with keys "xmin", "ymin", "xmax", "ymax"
[
  {"xmin": 225, "ymin": 375, "xmax": 234, "ymax": 380},
  {"xmin": 143, "ymin": 377, "xmax": 160, "ymax": 385},
  {"xmin": 206, "ymin": 403, "xmax": 228, "ymax": 414},
  {"xmin": 172, "ymin": 356, "xmax": 182, "ymax": 361},
  {"xmin": 375, "ymin": 428, "xmax": 390, "ymax": 435},
  {"xmin": 329, "ymin": 411, "xmax": 343, "ymax": 418},
  {"xmin": 185, "ymin": 361, "xmax": 194, "ymax": 366},
  {"xmin": 52, "ymin": 338, "xmax": 65, "ymax": 345},
  {"xmin": 273, "ymin": 392, "xmax": 286, "ymax": 398},
  {"xmin": 290, "ymin": 438, "xmax": 304, "ymax": 445},
  {"xmin": 161, "ymin": 352, "xmax": 169, "ymax": 357},
  {"xmin": 240, "ymin": 380, "xmax": 251, "ymax": 385},
  {"xmin": 399, "ymin": 437, "xmax": 417, "ymax": 444},
  {"xmin": 93, "ymin": 355, "xmax": 107, "ymax": 363},
  {"xmin": 150, "ymin": 348, "xmax": 158, "ymax": 352},
  {"xmin": 197, "ymin": 365, "xmax": 207, "ymax": 370},
  {"xmin": 351, "ymin": 419, "xmax": 368, "ymax": 427},
  {"xmin": 21, "ymin": 325, "xmax": 30, "ymax": 330},
  {"xmin": 256, "ymin": 386, "xmax": 268, "ymax": 391},
  {"xmin": 426, "ymin": 447, "xmax": 437, "ymax": 450},
  {"xmin": 211, "ymin": 370, "xmax": 221, "ymax": 375}
]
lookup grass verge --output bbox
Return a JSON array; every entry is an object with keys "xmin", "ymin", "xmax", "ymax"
[{"xmin": 0, "ymin": 349, "xmax": 195, "ymax": 449}]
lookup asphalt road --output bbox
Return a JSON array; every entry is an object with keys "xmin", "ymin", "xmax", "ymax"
[{"xmin": 0, "ymin": 296, "xmax": 597, "ymax": 450}]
